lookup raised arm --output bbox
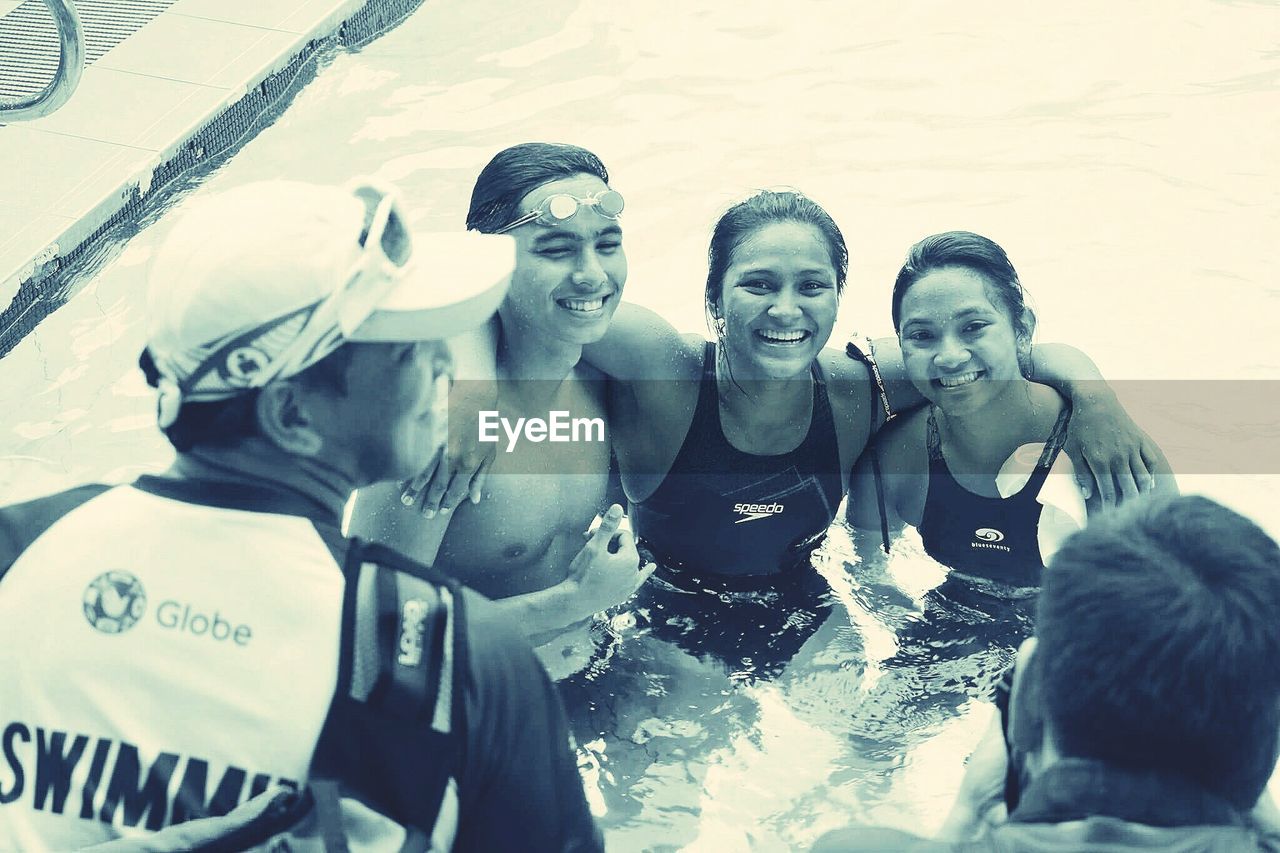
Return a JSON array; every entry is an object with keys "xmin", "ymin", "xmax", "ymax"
[{"xmin": 1027, "ymin": 343, "xmax": 1172, "ymax": 507}]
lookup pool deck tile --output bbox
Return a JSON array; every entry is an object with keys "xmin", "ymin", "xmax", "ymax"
[
  {"xmin": 0, "ymin": 127, "xmax": 150, "ymax": 218},
  {"xmin": 277, "ymin": 2, "xmax": 368, "ymax": 38},
  {"xmin": 20, "ymin": 66, "xmax": 227, "ymax": 150},
  {"xmin": 167, "ymin": 0, "xmax": 319, "ymax": 33},
  {"xmin": 0, "ymin": 0, "xmax": 377, "ymax": 317},
  {"xmin": 92, "ymin": 14, "xmax": 303, "ymax": 89}
]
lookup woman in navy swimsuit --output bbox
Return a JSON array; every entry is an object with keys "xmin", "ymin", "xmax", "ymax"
[
  {"xmin": 848, "ymin": 231, "xmax": 1150, "ymax": 586},
  {"xmin": 582, "ymin": 191, "xmax": 879, "ymax": 673},
  {"xmin": 582, "ymin": 196, "xmax": 1156, "ymax": 674},
  {"xmin": 848, "ymin": 232, "xmax": 1175, "ymax": 702}
]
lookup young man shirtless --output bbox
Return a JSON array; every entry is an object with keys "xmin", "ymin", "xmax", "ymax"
[{"xmin": 349, "ymin": 143, "xmax": 651, "ymax": 643}]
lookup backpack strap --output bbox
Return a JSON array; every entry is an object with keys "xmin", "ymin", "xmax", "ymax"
[{"xmin": 308, "ymin": 539, "xmax": 465, "ymax": 838}]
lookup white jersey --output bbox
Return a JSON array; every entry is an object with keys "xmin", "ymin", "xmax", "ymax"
[
  {"xmin": 0, "ymin": 475, "xmax": 603, "ymax": 853},
  {"xmin": 0, "ymin": 482, "xmax": 343, "ymax": 850}
]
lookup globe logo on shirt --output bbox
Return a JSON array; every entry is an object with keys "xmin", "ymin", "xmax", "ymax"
[
  {"xmin": 974, "ymin": 528, "xmax": 1005, "ymax": 543},
  {"xmin": 83, "ymin": 570, "xmax": 147, "ymax": 634}
]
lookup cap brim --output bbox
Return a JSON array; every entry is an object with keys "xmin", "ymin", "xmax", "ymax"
[{"xmin": 348, "ymin": 232, "xmax": 513, "ymax": 343}]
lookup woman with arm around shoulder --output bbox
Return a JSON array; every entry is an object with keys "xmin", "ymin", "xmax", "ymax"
[
  {"xmin": 584, "ymin": 191, "xmax": 879, "ymax": 672},
  {"xmin": 848, "ymin": 231, "xmax": 1176, "ymax": 589}
]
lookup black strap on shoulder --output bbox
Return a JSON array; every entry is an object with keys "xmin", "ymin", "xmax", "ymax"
[
  {"xmin": 845, "ymin": 337, "xmax": 893, "ymax": 427},
  {"xmin": 846, "ymin": 339, "xmax": 894, "ymax": 555},
  {"xmin": 1036, "ymin": 403, "xmax": 1073, "ymax": 468},
  {"xmin": 308, "ymin": 539, "xmax": 464, "ymax": 837},
  {"xmin": 869, "ymin": 450, "xmax": 892, "ymax": 555}
]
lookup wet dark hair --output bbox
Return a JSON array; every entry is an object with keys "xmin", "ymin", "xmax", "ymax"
[
  {"xmin": 704, "ymin": 190, "xmax": 848, "ymax": 331},
  {"xmin": 891, "ymin": 232, "xmax": 1036, "ymax": 370},
  {"xmin": 466, "ymin": 142, "xmax": 610, "ymax": 234},
  {"xmin": 140, "ymin": 346, "xmax": 356, "ymax": 453},
  {"xmin": 1036, "ymin": 496, "xmax": 1280, "ymax": 810}
]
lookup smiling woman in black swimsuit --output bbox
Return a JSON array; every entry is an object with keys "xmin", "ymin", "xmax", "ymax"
[
  {"xmin": 850, "ymin": 231, "xmax": 1174, "ymax": 590},
  {"xmin": 582, "ymin": 207, "xmax": 1169, "ymax": 675},
  {"xmin": 582, "ymin": 190, "xmax": 878, "ymax": 674}
]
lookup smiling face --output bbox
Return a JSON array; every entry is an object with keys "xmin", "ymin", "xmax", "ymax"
[
  {"xmin": 500, "ymin": 173, "xmax": 626, "ymax": 345},
  {"xmin": 716, "ymin": 221, "xmax": 840, "ymax": 380},
  {"xmin": 898, "ymin": 266, "xmax": 1028, "ymax": 414}
]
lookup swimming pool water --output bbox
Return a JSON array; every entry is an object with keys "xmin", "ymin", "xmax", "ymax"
[{"xmin": 2, "ymin": 1, "xmax": 1278, "ymax": 849}]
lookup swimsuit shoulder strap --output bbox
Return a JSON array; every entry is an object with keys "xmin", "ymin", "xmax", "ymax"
[
  {"xmin": 689, "ymin": 340, "xmax": 723, "ymax": 432},
  {"xmin": 700, "ymin": 340, "xmax": 717, "ymax": 380},
  {"xmin": 926, "ymin": 408, "xmax": 945, "ymax": 462},
  {"xmin": 1035, "ymin": 403, "xmax": 1073, "ymax": 469},
  {"xmin": 1015, "ymin": 403, "xmax": 1074, "ymax": 497}
]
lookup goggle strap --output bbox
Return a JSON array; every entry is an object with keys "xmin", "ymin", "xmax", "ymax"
[
  {"xmin": 492, "ymin": 190, "xmax": 624, "ymax": 234},
  {"xmin": 171, "ymin": 304, "xmax": 314, "ymax": 397},
  {"xmin": 493, "ymin": 210, "xmax": 540, "ymax": 235}
]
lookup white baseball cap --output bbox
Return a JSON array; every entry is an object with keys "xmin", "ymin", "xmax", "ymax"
[{"xmin": 145, "ymin": 179, "xmax": 511, "ymax": 427}]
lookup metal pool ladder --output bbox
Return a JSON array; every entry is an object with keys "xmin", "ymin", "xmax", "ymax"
[{"xmin": 0, "ymin": 0, "xmax": 84, "ymax": 121}]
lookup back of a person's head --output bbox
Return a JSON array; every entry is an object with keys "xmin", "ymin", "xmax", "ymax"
[{"xmin": 1036, "ymin": 495, "xmax": 1280, "ymax": 809}]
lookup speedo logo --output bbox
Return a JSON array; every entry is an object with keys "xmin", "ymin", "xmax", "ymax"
[{"xmin": 733, "ymin": 502, "xmax": 784, "ymax": 524}]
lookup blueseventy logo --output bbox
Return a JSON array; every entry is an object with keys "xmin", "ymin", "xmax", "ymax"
[
  {"xmin": 971, "ymin": 527, "xmax": 1012, "ymax": 553},
  {"xmin": 733, "ymin": 502, "xmax": 784, "ymax": 524},
  {"xmin": 83, "ymin": 571, "xmax": 146, "ymax": 635}
]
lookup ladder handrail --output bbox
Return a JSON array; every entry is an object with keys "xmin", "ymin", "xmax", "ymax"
[{"xmin": 0, "ymin": 0, "xmax": 85, "ymax": 122}]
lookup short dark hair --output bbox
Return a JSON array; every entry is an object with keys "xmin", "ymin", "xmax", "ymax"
[
  {"xmin": 466, "ymin": 142, "xmax": 610, "ymax": 234},
  {"xmin": 140, "ymin": 345, "xmax": 356, "ymax": 453},
  {"xmin": 1036, "ymin": 495, "xmax": 1280, "ymax": 809},
  {"xmin": 704, "ymin": 189, "xmax": 848, "ymax": 333},
  {"xmin": 891, "ymin": 232, "xmax": 1036, "ymax": 374}
]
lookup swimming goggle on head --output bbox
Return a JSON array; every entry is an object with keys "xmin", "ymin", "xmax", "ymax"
[{"xmin": 493, "ymin": 189, "xmax": 625, "ymax": 234}]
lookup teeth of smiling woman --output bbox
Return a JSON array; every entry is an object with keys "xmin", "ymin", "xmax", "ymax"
[
  {"xmin": 758, "ymin": 329, "xmax": 809, "ymax": 343},
  {"xmin": 938, "ymin": 371, "xmax": 982, "ymax": 387},
  {"xmin": 560, "ymin": 297, "xmax": 605, "ymax": 312}
]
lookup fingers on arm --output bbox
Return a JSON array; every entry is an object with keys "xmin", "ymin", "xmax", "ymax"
[
  {"xmin": 469, "ymin": 455, "xmax": 494, "ymax": 504},
  {"xmin": 400, "ymin": 448, "xmax": 442, "ymax": 508}
]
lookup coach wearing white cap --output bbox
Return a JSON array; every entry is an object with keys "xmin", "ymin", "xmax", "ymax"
[{"xmin": 0, "ymin": 180, "xmax": 603, "ymax": 851}]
